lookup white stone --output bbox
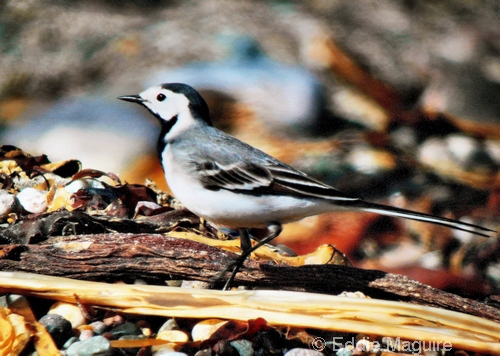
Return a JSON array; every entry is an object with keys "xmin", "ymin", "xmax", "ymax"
[
  {"xmin": 16, "ymin": 187, "xmax": 48, "ymax": 213},
  {"xmin": 49, "ymin": 301, "xmax": 86, "ymax": 328},
  {"xmin": 191, "ymin": 319, "xmax": 227, "ymax": 342}
]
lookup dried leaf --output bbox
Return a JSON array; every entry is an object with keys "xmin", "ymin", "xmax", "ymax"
[
  {"xmin": 0, "ymin": 145, "xmax": 50, "ymax": 174},
  {"xmin": 203, "ymin": 319, "xmax": 251, "ymax": 345},
  {"xmin": 41, "ymin": 159, "xmax": 81, "ymax": 178},
  {"xmin": 71, "ymin": 183, "xmax": 157, "ymax": 218},
  {"xmin": 283, "ymin": 328, "xmax": 316, "ymax": 346},
  {"xmin": 47, "ymin": 186, "xmax": 74, "ymax": 212},
  {"xmin": 7, "ymin": 313, "xmax": 31, "ymax": 355},
  {"xmin": 71, "ymin": 169, "xmax": 121, "ymax": 185},
  {"xmin": 134, "ymin": 201, "xmax": 172, "ymax": 217},
  {"xmin": 7, "ymin": 295, "xmax": 60, "ymax": 356},
  {"xmin": 0, "ymin": 308, "xmax": 16, "ymax": 356}
]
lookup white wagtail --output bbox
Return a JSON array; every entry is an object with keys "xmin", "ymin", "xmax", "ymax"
[{"xmin": 118, "ymin": 83, "xmax": 494, "ymax": 288}]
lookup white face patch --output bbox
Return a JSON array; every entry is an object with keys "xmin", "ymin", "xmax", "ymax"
[
  {"xmin": 138, "ymin": 86, "xmax": 198, "ymax": 140},
  {"xmin": 139, "ymin": 86, "xmax": 190, "ymax": 122}
]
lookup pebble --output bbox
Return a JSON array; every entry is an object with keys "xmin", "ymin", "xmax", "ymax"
[
  {"xmin": 389, "ymin": 126, "xmax": 418, "ymax": 152},
  {"xmin": 16, "ymin": 187, "xmax": 48, "ymax": 213},
  {"xmin": 65, "ymin": 179, "xmax": 106, "ymax": 194},
  {"xmin": 152, "ymin": 330, "xmax": 189, "ymax": 354},
  {"xmin": 158, "ymin": 318, "xmax": 179, "ymax": 332},
  {"xmin": 66, "ymin": 335, "xmax": 111, "ymax": 356},
  {"xmin": 153, "ymin": 351, "xmax": 188, "ymax": 356},
  {"xmin": 355, "ymin": 338, "xmax": 373, "ymax": 353},
  {"xmin": 180, "ymin": 280, "xmax": 211, "ymax": 289},
  {"xmin": 230, "ymin": 339, "xmax": 254, "ymax": 356},
  {"xmin": 445, "ymin": 134, "xmax": 480, "ymax": 165},
  {"xmin": 285, "ymin": 348, "xmax": 325, "ymax": 356},
  {"xmin": 79, "ymin": 328, "xmax": 94, "ymax": 341},
  {"xmin": 252, "ymin": 328, "xmax": 284, "ymax": 355},
  {"xmin": 485, "ymin": 139, "xmax": 500, "ymax": 164},
  {"xmin": 346, "ymin": 146, "xmax": 396, "ymax": 175},
  {"xmin": 49, "ymin": 301, "xmax": 86, "ymax": 328},
  {"xmin": 0, "ymin": 190, "xmax": 21, "ymax": 219},
  {"xmin": 62, "ymin": 336, "xmax": 80, "ymax": 350},
  {"xmin": 446, "ymin": 134, "xmax": 496, "ymax": 170},
  {"xmin": 337, "ymin": 291, "xmax": 368, "ymax": 298},
  {"xmin": 151, "ymin": 344, "xmax": 176, "ymax": 355},
  {"xmin": 38, "ymin": 313, "xmax": 73, "ymax": 348},
  {"xmin": 133, "ymin": 278, "xmax": 148, "ymax": 285},
  {"xmin": 214, "ymin": 341, "xmax": 237, "ymax": 355},
  {"xmin": 109, "ymin": 321, "xmax": 142, "ymax": 338},
  {"xmin": 419, "ymin": 135, "xmax": 496, "ymax": 174},
  {"xmin": 156, "ymin": 330, "xmax": 189, "ymax": 342},
  {"xmin": 140, "ymin": 327, "xmax": 152, "ymax": 338},
  {"xmin": 191, "ymin": 319, "xmax": 227, "ymax": 342},
  {"xmin": 90, "ymin": 321, "xmax": 107, "ymax": 335},
  {"xmin": 418, "ymin": 137, "xmax": 452, "ymax": 165},
  {"xmin": 194, "ymin": 349, "xmax": 212, "ymax": 356},
  {"xmin": 166, "ymin": 280, "xmax": 183, "ymax": 287},
  {"xmin": 103, "ymin": 314, "xmax": 125, "ymax": 327},
  {"xmin": 335, "ymin": 347, "xmax": 353, "ymax": 356}
]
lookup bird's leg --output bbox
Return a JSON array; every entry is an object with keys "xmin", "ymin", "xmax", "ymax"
[
  {"xmin": 208, "ymin": 228, "xmax": 249, "ymax": 287},
  {"xmin": 222, "ymin": 223, "xmax": 282, "ymax": 290},
  {"xmin": 239, "ymin": 227, "xmax": 253, "ymax": 253}
]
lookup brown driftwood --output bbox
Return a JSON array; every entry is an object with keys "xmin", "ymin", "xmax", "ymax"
[{"xmin": 0, "ymin": 232, "xmax": 498, "ymax": 323}]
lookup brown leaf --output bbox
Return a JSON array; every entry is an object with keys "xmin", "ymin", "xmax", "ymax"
[
  {"xmin": 71, "ymin": 183, "xmax": 157, "ymax": 218},
  {"xmin": 71, "ymin": 169, "xmax": 121, "ymax": 185},
  {"xmin": 134, "ymin": 201, "xmax": 173, "ymax": 217},
  {"xmin": 41, "ymin": 159, "xmax": 81, "ymax": 178},
  {"xmin": 0, "ymin": 145, "xmax": 50, "ymax": 174},
  {"xmin": 204, "ymin": 317, "xmax": 270, "ymax": 349}
]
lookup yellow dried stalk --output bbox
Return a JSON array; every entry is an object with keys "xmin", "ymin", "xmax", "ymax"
[
  {"xmin": 168, "ymin": 230, "xmax": 343, "ymax": 265},
  {"xmin": 0, "ymin": 272, "xmax": 498, "ymax": 354}
]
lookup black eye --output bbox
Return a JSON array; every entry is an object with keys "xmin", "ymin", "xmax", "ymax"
[{"xmin": 157, "ymin": 93, "xmax": 166, "ymax": 102}]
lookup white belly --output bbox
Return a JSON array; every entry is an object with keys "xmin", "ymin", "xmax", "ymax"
[{"xmin": 162, "ymin": 148, "xmax": 334, "ymax": 228}]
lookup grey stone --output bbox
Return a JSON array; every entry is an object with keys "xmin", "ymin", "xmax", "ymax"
[
  {"xmin": 230, "ymin": 339, "xmax": 254, "ymax": 356},
  {"xmin": 284, "ymin": 348, "xmax": 325, "ymax": 356},
  {"xmin": 109, "ymin": 321, "xmax": 142, "ymax": 338},
  {"xmin": 39, "ymin": 313, "xmax": 73, "ymax": 348},
  {"xmin": 66, "ymin": 336, "xmax": 111, "ymax": 356}
]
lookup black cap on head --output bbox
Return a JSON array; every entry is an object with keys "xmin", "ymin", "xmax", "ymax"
[{"xmin": 161, "ymin": 83, "xmax": 212, "ymax": 126}]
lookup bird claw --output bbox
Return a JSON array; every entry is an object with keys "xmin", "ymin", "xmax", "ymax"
[{"xmin": 208, "ymin": 255, "xmax": 247, "ymax": 291}]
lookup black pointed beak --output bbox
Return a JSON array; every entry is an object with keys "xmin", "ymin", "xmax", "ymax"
[{"xmin": 117, "ymin": 94, "xmax": 145, "ymax": 103}]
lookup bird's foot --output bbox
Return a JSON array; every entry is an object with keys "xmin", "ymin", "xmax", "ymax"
[{"xmin": 208, "ymin": 253, "xmax": 248, "ymax": 291}]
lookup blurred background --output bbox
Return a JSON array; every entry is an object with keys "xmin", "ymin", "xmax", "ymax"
[{"xmin": 0, "ymin": 0, "xmax": 499, "ymax": 295}]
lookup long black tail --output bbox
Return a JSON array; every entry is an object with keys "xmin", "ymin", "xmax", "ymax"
[{"xmin": 345, "ymin": 200, "xmax": 495, "ymax": 238}]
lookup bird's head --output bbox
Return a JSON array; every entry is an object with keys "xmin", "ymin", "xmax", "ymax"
[{"xmin": 119, "ymin": 83, "xmax": 212, "ymax": 138}]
